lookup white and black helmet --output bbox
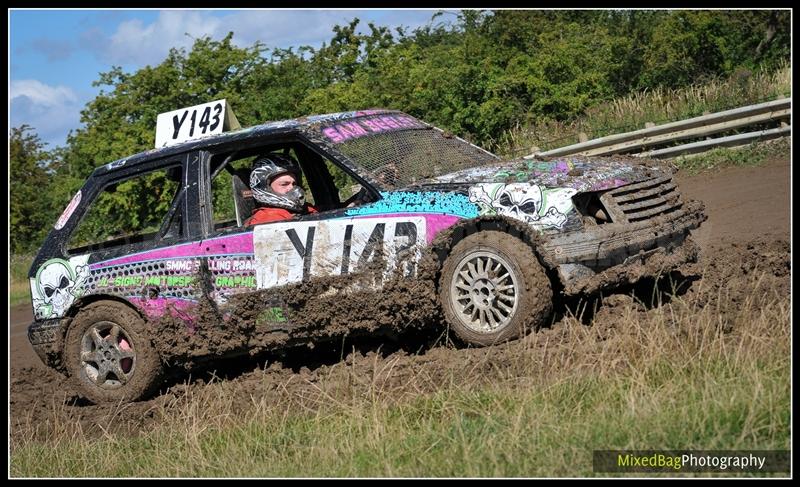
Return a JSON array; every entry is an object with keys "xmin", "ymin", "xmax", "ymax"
[{"xmin": 249, "ymin": 153, "xmax": 306, "ymax": 212}]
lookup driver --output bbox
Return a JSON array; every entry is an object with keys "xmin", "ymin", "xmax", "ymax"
[{"xmin": 245, "ymin": 153, "xmax": 317, "ymax": 226}]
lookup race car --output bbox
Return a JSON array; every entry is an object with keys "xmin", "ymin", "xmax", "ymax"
[{"xmin": 27, "ymin": 108, "xmax": 706, "ymax": 403}]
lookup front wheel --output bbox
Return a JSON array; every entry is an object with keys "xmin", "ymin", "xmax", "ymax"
[
  {"xmin": 64, "ymin": 301, "xmax": 163, "ymax": 404},
  {"xmin": 439, "ymin": 231, "xmax": 553, "ymax": 346}
]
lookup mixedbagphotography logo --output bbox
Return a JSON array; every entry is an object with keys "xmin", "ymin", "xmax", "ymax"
[{"xmin": 593, "ymin": 450, "xmax": 790, "ymax": 474}]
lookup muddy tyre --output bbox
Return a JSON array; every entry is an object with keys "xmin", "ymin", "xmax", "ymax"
[
  {"xmin": 439, "ymin": 231, "xmax": 552, "ymax": 346},
  {"xmin": 64, "ymin": 301, "xmax": 162, "ymax": 404}
]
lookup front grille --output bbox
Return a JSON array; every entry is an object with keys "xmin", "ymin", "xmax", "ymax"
[{"xmin": 599, "ymin": 175, "xmax": 683, "ymax": 223}]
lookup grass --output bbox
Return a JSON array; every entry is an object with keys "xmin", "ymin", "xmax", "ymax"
[
  {"xmin": 495, "ymin": 62, "xmax": 791, "ymax": 157},
  {"xmin": 671, "ymin": 138, "xmax": 789, "ymax": 175},
  {"xmin": 10, "ymin": 267, "xmax": 790, "ymax": 477},
  {"xmin": 10, "ymin": 253, "xmax": 33, "ymax": 308}
]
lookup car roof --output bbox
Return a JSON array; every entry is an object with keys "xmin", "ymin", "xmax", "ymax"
[{"xmin": 92, "ymin": 108, "xmax": 401, "ymax": 177}]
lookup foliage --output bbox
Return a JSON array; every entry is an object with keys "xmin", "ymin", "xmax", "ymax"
[
  {"xmin": 10, "ymin": 10, "xmax": 791, "ymax": 248},
  {"xmin": 64, "ymin": 33, "xmax": 268, "ymax": 179},
  {"xmin": 496, "ymin": 61, "xmax": 790, "ymax": 156},
  {"xmin": 69, "ymin": 167, "xmax": 181, "ymax": 250},
  {"xmin": 673, "ymin": 138, "xmax": 790, "ymax": 175},
  {"xmin": 10, "ymin": 253, "xmax": 34, "ymax": 306},
  {"xmin": 10, "ymin": 126, "xmax": 55, "ymax": 253}
]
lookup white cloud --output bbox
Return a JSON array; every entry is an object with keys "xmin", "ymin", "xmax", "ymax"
[
  {"xmin": 219, "ymin": 10, "xmax": 366, "ymax": 48},
  {"xmin": 10, "ymin": 79, "xmax": 78, "ymax": 107},
  {"xmin": 222, "ymin": 10, "xmax": 441, "ymax": 48},
  {"xmin": 10, "ymin": 80, "xmax": 84, "ymax": 148},
  {"xmin": 102, "ymin": 11, "xmax": 223, "ymax": 65},
  {"xmin": 87, "ymin": 10, "xmax": 441, "ymax": 66}
]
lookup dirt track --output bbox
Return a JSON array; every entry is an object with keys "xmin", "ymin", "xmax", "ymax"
[
  {"xmin": 675, "ymin": 157, "xmax": 790, "ymax": 249},
  {"xmin": 9, "ymin": 156, "xmax": 790, "ymax": 441}
]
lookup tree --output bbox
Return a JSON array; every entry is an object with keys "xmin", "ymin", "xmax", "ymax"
[
  {"xmin": 10, "ymin": 125, "xmax": 56, "ymax": 253},
  {"xmin": 62, "ymin": 32, "xmax": 269, "ymax": 180}
]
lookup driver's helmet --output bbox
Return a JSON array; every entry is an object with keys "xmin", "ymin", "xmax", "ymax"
[{"xmin": 249, "ymin": 153, "xmax": 306, "ymax": 212}]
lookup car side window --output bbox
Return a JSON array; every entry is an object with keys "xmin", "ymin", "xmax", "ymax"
[
  {"xmin": 68, "ymin": 165, "xmax": 183, "ymax": 254},
  {"xmin": 209, "ymin": 149, "xmax": 316, "ymax": 231},
  {"xmin": 207, "ymin": 140, "xmax": 377, "ymax": 231},
  {"xmin": 289, "ymin": 143, "xmax": 376, "ymax": 212},
  {"xmin": 323, "ymin": 159, "xmax": 373, "ymax": 210},
  {"xmin": 210, "ymin": 156, "xmax": 252, "ymax": 231}
]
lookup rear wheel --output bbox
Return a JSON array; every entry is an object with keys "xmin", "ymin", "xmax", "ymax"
[
  {"xmin": 439, "ymin": 231, "xmax": 552, "ymax": 346},
  {"xmin": 64, "ymin": 301, "xmax": 162, "ymax": 404}
]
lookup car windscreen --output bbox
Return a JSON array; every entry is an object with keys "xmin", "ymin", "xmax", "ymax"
[{"xmin": 316, "ymin": 113, "xmax": 500, "ymax": 188}]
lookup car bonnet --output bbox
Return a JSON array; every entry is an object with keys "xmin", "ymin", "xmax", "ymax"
[{"xmin": 425, "ymin": 156, "xmax": 672, "ymax": 193}]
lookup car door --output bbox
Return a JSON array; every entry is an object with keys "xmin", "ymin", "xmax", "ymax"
[
  {"xmin": 31, "ymin": 152, "xmax": 203, "ymax": 323},
  {"xmin": 246, "ymin": 141, "xmax": 426, "ymax": 289},
  {"xmin": 249, "ymin": 216, "xmax": 426, "ymax": 288},
  {"xmin": 197, "ymin": 137, "xmax": 427, "ymax": 333}
]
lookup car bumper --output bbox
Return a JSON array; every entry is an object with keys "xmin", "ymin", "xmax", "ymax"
[
  {"xmin": 27, "ymin": 319, "xmax": 64, "ymax": 372},
  {"xmin": 542, "ymin": 200, "xmax": 707, "ymax": 295}
]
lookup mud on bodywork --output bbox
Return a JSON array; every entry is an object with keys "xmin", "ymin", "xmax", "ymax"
[
  {"xmin": 468, "ymin": 183, "xmax": 577, "ymax": 230},
  {"xmin": 28, "ymin": 213, "xmax": 450, "ymax": 368},
  {"xmin": 542, "ymin": 198, "xmax": 706, "ymax": 283},
  {"xmin": 150, "ymin": 248, "xmax": 443, "ymax": 367},
  {"xmin": 27, "ymin": 318, "xmax": 66, "ymax": 373},
  {"xmin": 425, "ymin": 156, "xmax": 705, "ymax": 294},
  {"xmin": 438, "ymin": 155, "xmax": 675, "ymax": 232}
]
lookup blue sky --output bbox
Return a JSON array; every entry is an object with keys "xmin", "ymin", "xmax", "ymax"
[{"xmin": 9, "ymin": 9, "xmax": 453, "ymax": 149}]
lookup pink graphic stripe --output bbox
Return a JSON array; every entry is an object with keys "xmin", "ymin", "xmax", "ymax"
[
  {"xmin": 352, "ymin": 213, "xmax": 461, "ymax": 243},
  {"xmin": 90, "ymin": 233, "xmax": 254, "ymax": 269}
]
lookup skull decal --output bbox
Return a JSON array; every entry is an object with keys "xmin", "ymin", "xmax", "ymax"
[
  {"xmin": 494, "ymin": 185, "xmax": 543, "ymax": 222},
  {"xmin": 469, "ymin": 183, "xmax": 576, "ymax": 229},
  {"xmin": 33, "ymin": 258, "xmax": 89, "ymax": 318}
]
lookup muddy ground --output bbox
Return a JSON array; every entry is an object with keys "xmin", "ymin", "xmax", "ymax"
[{"xmin": 9, "ymin": 155, "xmax": 790, "ymax": 442}]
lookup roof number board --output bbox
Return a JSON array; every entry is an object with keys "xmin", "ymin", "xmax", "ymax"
[{"xmin": 155, "ymin": 99, "xmax": 240, "ymax": 148}]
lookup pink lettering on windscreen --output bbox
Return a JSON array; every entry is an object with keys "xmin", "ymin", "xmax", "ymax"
[
  {"xmin": 322, "ymin": 115, "xmax": 424, "ymax": 143},
  {"xmin": 55, "ymin": 190, "xmax": 82, "ymax": 230}
]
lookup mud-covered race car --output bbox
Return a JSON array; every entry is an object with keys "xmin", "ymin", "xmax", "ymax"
[{"xmin": 27, "ymin": 108, "xmax": 706, "ymax": 403}]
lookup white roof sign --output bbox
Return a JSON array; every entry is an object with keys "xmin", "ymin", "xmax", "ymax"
[{"xmin": 155, "ymin": 99, "xmax": 240, "ymax": 148}]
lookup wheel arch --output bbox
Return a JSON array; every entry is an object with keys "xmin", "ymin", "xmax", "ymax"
[
  {"xmin": 429, "ymin": 215, "xmax": 562, "ymax": 293},
  {"xmin": 59, "ymin": 294, "xmax": 147, "ymax": 354},
  {"xmin": 65, "ymin": 294, "xmax": 146, "ymax": 322}
]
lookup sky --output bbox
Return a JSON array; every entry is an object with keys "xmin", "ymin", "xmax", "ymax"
[{"xmin": 9, "ymin": 9, "xmax": 453, "ymax": 149}]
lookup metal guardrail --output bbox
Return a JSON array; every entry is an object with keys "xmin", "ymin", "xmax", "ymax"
[
  {"xmin": 525, "ymin": 98, "xmax": 791, "ymax": 160},
  {"xmin": 637, "ymin": 125, "xmax": 791, "ymax": 159}
]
